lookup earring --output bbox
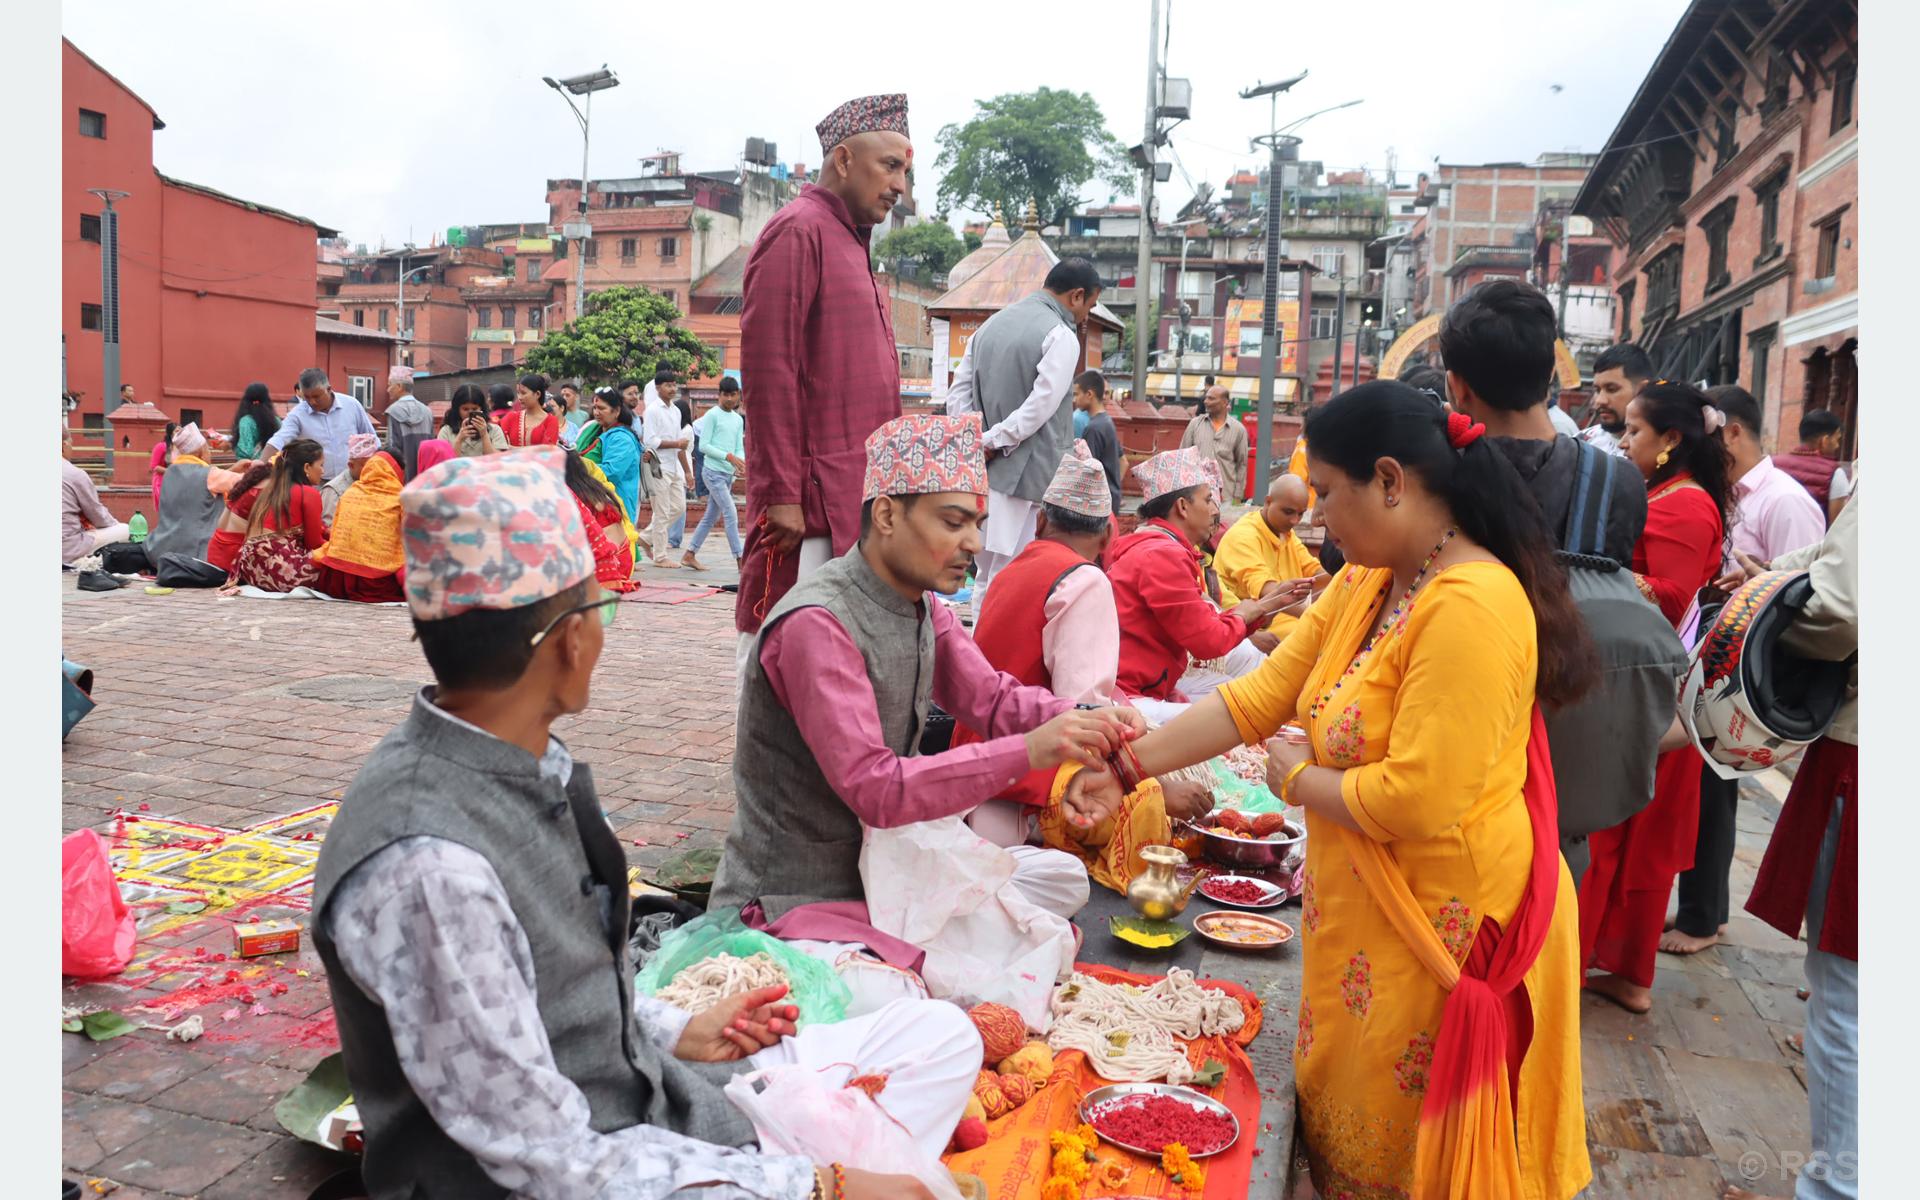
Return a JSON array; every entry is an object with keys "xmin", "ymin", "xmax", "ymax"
[
  {"xmin": 1655, "ymin": 448, "xmax": 1671, "ymax": 470},
  {"xmin": 1385, "ymin": 494, "xmax": 1399, "ymax": 508}
]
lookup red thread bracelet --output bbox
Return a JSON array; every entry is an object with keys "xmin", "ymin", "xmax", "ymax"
[{"xmin": 832, "ymin": 1162, "xmax": 846, "ymax": 1199}]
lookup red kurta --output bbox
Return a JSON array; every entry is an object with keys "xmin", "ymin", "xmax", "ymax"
[
  {"xmin": 498, "ymin": 408, "xmax": 560, "ymax": 448},
  {"xmin": 1579, "ymin": 475, "xmax": 1724, "ymax": 986},
  {"xmin": 734, "ymin": 185, "xmax": 902, "ymax": 633},
  {"xmin": 1106, "ymin": 518, "xmax": 1254, "ymax": 701}
]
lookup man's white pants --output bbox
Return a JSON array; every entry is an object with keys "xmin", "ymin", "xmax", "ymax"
[
  {"xmin": 789, "ymin": 846, "xmax": 1089, "ymax": 1016},
  {"xmin": 643, "ymin": 470, "xmax": 687, "ymax": 561},
  {"xmin": 1130, "ymin": 639, "xmax": 1270, "ymax": 727},
  {"xmin": 744, "ymin": 996, "xmax": 981, "ymax": 1160},
  {"xmin": 68, "ymin": 523, "xmax": 130, "ymax": 564}
]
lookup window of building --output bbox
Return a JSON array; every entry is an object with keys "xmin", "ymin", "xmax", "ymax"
[
  {"xmin": 1308, "ymin": 309, "xmax": 1338, "ymax": 341},
  {"xmin": 347, "ymin": 376, "xmax": 373, "ymax": 404},
  {"xmin": 78, "ymin": 109, "xmax": 106, "ymax": 139},
  {"xmin": 79, "ymin": 213, "xmax": 101, "ymax": 243},
  {"xmin": 1814, "ymin": 215, "xmax": 1842, "ymax": 280},
  {"xmin": 1238, "ymin": 324, "xmax": 1265, "ymax": 358},
  {"xmin": 1701, "ymin": 200, "xmax": 1736, "ymax": 294},
  {"xmin": 478, "ymin": 348, "xmax": 491, "ymax": 368},
  {"xmin": 716, "ymin": 296, "xmax": 744, "ymax": 315},
  {"xmin": 404, "ymin": 308, "xmax": 416, "ymax": 334},
  {"xmin": 582, "ymin": 238, "xmax": 597, "ymax": 262},
  {"xmin": 476, "ymin": 306, "xmax": 492, "ymax": 328},
  {"xmin": 1617, "ymin": 281, "xmax": 1636, "ymax": 342},
  {"xmin": 1762, "ymin": 53, "xmax": 1792, "ymax": 118},
  {"xmin": 1645, "ymin": 247, "xmax": 1683, "ymax": 316},
  {"xmin": 620, "ymin": 237, "xmax": 637, "ymax": 264},
  {"xmin": 501, "ymin": 348, "xmax": 514, "ymax": 365},
  {"xmin": 352, "ymin": 309, "xmax": 365, "ymax": 327},
  {"xmin": 1749, "ymin": 324, "xmax": 1777, "ymax": 405},
  {"xmin": 1713, "ymin": 98, "xmax": 1740, "ymax": 170},
  {"xmin": 82, "ymin": 413, "xmax": 105, "ymax": 431},
  {"xmin": 378, "ymin": 309, "xmax": 389, "ymax": 331},
  {"xmin": 1754, "ymin": 170, "xmax": 1786, "ymax": 264},
  {"xmin": 663, "ymin": 290, "xmax": 676, "ymax": 309},
  {"xmin": 501, "ymin": 306, "xmax": 516, "ymax": 328},
  {"xmin": 1311, "ymin": 247, "xmax": 1345, "ymax": 278},
  {"xmin": 525, "ymin": 258, "xmax": 542, "ymax": 281},
  {"xmin": 659, "ymin": 237, "xmax": 680, "ymax": 260},
  {"xmin": 528, "ymin": 306, "xmax": 543, "ymax": 328},
  {"xmin": 80, "ymin": 302, "xmax": 104, "ymax": 331},
  {"xmin": 1830, "ymin": 58, "xmax": 1855, "ymax": 134}
]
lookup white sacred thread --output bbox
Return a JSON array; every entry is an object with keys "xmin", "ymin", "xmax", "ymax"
[
  {"xmin": 1045, "ymin": 968, "xmax": 1245, "ymax": 1084},
  {"xmin": 654, "ymin": 952, "xmax": 791, "ymax": 1014}
]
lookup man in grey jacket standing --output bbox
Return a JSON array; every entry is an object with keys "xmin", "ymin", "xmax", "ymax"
[{"xmin": 945, "ymin": 257, "xmax": 1103, "ymax": 609}]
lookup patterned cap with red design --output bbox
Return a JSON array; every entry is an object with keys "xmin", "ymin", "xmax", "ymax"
[
  {"xmin": 1041, "ymin": 440, "xmax": 1112, "ymax": 518},
  {"xmin": 1131, "ymin": 446, "xmax": 1224, "ymax": 504},
  {"xmin": 862, "ymin": 413, "xmax": 987, "ymax": 502},
  {"xmin": 400, "ymin": 447, "xmax": 594, "ymax": 621},
  {"xmin": 815, "ymin": 93, "xmax": 910, "ymax": 155}
]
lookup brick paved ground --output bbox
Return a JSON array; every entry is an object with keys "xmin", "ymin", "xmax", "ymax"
[{"xmin": 61, "ymin": 577, "xmax": 1821, "ymax": 1198}]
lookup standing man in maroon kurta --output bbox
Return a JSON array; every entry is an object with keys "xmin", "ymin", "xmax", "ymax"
[{"xmin": 735, "ymin": 94, "xmax": 912, "ymax": 672}]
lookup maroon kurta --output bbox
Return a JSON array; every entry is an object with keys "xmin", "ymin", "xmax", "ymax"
[{"xmin": 735, "ymin": 184, "xmax": 901, "ymax": 633}]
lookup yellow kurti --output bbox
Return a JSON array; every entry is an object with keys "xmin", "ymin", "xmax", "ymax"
[
  {"xmin": 1212, "ymin": 509, "xmax": 1322, "ymax": 636},
  {"xmin": 1216, "ymin": 562, "xmax": 1590, "ymax": 1200}
]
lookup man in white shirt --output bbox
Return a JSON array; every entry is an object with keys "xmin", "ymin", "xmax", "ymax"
[
  {"xmin": 944, "ymin": 258, "xmax": 1103, "ymax": 609},
  {"xmin": 1666, "ymin": 383, "xmax": 1828, "ymax": 958},
  {"xmin": 1579, "ymin": 343, "xmax": 1652, "ymax": 457},
  {"xmin": 639, "ymin": 368, "xmax": 689, "ymax": 568}
]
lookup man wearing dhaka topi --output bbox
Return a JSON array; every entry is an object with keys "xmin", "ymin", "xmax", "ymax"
[{"xmin": 734, "ymin": 93, "xmax": 912, "ymax": 675}]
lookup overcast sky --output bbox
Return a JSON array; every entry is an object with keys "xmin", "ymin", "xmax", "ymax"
[{"xmin": 64, "ymin": 0, "xmax": 1688, "ymax": 248}]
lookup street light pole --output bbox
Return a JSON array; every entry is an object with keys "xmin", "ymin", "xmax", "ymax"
[
  {"xmin": 1131, "ymin": 0, "xmax": 1160, "ymax": 406},
  {"xmin": 1172, "ymin": 231, "xmax": 1192, "ymax": 407},
  {"xmin": 396, "ymin": 242, "xmax": 416, "ymax": 371},
  {"xmin": 545, "ymin": 67, "xmax": 620, "ymax": 322},
  {"xmin": 87, "ymin": 187, "xmax": 131, "ymax": 473}
]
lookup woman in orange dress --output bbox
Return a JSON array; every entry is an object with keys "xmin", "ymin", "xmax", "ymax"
[
  {"xmin": 1580, "ymin": 381, "xmax": 1735, "ymax": 1014},
  {"xmin": 497, "ymin": 372, "xmax": 561, "ymax": 447},
  {"xmin": 1086, "ymin": 381, "xmax": 1598, "ymax": 1198}
]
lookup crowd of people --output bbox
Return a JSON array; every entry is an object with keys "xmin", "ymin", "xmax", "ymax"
[{"xmin": 56, "ymin": 90, "xmax": 1859, "ymax": 1200}]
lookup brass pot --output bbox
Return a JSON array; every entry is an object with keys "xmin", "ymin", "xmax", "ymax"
[{"xmin": 1127, "ymin": 845, "xmax": 1201, "ymax": 921}]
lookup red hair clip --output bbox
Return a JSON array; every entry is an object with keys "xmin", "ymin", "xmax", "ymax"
[{"xmin": 1446, "ymin": 411, "xmax": 1486, "ymax": 450}]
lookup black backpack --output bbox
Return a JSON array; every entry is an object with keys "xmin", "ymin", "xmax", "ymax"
[{"xmin": 1545, "ymin": 443, "xmax": 1689, "ymax": 878}]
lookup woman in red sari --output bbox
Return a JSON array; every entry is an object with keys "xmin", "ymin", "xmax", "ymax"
[
  {"xmin": 1581, "ymin": 381, "xmax": 1735, "ymax": 1013},
  {"xmin": 562, "ymin": 450, "xmax": 638, "ymax": 591},
  {"xmin": 497, "ymin": 373, "xmax": 561, "ymax": 447}
]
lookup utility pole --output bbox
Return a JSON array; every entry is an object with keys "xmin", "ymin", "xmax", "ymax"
[
  {"xmin": 1172, "ymin": 231, "xmax": 1192, "ymax": 408},
  {"xmin": 1330, "ymin": 274, "xmax": 1347, "ymax": 397},
  {"xmin": 87, "ymin": 187, "xmax": 131, "ymax": 473},
  {"xmin": 396, "ymin": 242, "xmax": 417, "ymax": 372},
  {"xmin": 1130, "ymin": 0, "xmax": 1160, "ymax": 407},
  {"xmin": 545, "ymin": 67, "xmax": 620, "ymax": 322},
  {"xmin": 1240, "ymin": 72, "xmax": 1308, "ymax": 494}
]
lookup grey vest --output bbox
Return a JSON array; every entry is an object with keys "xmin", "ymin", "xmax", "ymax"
[
  {"xmin": 973, "ymin": 290, "xmax": 1079, "ymax": 503},
  {"xmin": 711, "ymin": 550, "xmax": 935, "ymax": 920},
  {"xmin": 145, "ymin": 463, "xmax": 222, "ymax": 569},
  {"xmin": 312, "ymin": 697, "xmax": 753, "ymax": 1199}
]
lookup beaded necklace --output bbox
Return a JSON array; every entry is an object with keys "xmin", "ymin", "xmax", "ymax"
[{"xmin": 1307, "ymin": 527, "xmax": 1457, "ymax": 720}]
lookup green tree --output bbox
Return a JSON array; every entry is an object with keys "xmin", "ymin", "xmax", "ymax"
[
  {"xmin": 873, "ymin": 221, "xmax": 971, "ymax": 275},
  {"xmin": 963, "ymin": 230, "xmax": 983, "ymax": 253},
  {"xmin": 526, "ymin": 286, "xmax": 720, "ymax": 386},
  {"xmin": 935, "ymin": 88, "xmax": 1134, "ymax": 228}
]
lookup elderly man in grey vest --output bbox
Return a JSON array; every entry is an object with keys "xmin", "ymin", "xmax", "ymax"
[
  {"xmin": 945, "ymin": 256, "xmax": 1104, "ymax": 611},
  {"xmin": 714, "ymin": 413, "xmax": 1143, "ymax": 1010},
  {"xmin": 313, "ymin": 447, "xmax": 976, "ymax": 1200}
]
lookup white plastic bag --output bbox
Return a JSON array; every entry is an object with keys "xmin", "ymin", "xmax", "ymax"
[
  {"xmin": 724, "ymin": 1063, "xmax": 963, "ymax": 1200},
  {"xmin": 860, "ymin": 815, "xmax": 1076, "ymax": 1031}
]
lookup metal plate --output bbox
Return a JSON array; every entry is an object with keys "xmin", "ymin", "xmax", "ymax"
[
  {"xmin": 1194, "ymin": 873, "xmax": 1287, "ymax": 909},
  {"xmin": 1080, "ymin": 1082, "xmax": 1241, "ymax": 1158},
  {"xmin": 1192, "ymin": 910, "xmax": 1295, "ymax": 951}
]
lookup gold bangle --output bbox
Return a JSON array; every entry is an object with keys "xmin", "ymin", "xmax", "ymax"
[{"xmin": 1281, "ymin": 760, "xmax": 1310, "ymax": 806}]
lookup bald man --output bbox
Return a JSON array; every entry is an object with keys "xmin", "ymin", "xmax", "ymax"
[
  {"xmin": 1180, "ymin": 385, "xmax": 1249, "ymax": 505},
  {"xmin": 1211, "ymin": 473, "xmax": 1326, "ymax": 638}
]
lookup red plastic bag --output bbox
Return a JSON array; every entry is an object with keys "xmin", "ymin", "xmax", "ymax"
[{"xmin": 62, "ymin": 829, "xmax": 134, "ymax": 978}]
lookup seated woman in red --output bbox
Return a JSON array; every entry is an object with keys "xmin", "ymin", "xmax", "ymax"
[
  {"xmin": 563, "ymin": 450, "xmax": 637, "ymax": 591},
  {"xmin": 497, "ymin": 372, "xmax": 561, "ymax": 448},
  {"xmin": 208, "ymin": 460, "xmax": 273, "ymax": 575},
  {"xmin": 311, "ymin": 451, "xmax": 407, "ymax": 603},
  {"xmin": 229, "ymin": 439, "xmax": 328, "ymax": 592}
]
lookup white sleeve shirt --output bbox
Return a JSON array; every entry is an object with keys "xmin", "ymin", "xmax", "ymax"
[{"xmin": 979, "ymin": 325, "xmax": 1082, "ymax": 452}]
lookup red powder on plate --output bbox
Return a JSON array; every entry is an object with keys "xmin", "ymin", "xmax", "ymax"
[
  {"xmin": 1201, "ymin": 878, "xmax": 1271, "ymax": 905},
  {"xmin": 1091, "ymin": 1094, "xmax": 1235, "ymax": 1155}
]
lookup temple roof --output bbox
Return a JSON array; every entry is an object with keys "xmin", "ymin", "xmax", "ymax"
[{"xmin": 930, "ymin": 220, "xmax": 1124, "ymax": 332}]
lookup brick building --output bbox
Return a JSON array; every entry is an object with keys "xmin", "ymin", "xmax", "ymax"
[
  {"xmin": 64, "ymin": 39, "xmax": 334, "ymax": 434},
  {"xmin": 319, "ymin": 244, "xmax": 510, "ymax": 383},
  {"xmin": 314, "ymin": 314, "xmax": 402, "ymax": 405},
  {"xmin": 1408, "ymin": 155, "xmax": 1597, "ymax": 319},
  {"xmin": 1574, "ymin": 0, "xmax": 1858, "ymax": 453}
]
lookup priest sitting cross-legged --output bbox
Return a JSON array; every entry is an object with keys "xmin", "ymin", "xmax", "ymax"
[
  {"xmin": 953, "ymin": 441, "xmax": 1217, "ymax": 890},
  {"xmin": 1107, "ymin": 446, "xmax": 1300, "ymax": 726},
  {"xmin": 311, "ymin": 447, "xmax": 976, "ymax": 1200},
  {"xmin": 1211, "ymin": 472, "xmax": 1330, "ymax": 639},
  {"xmin": 711, "ymin": 414, "xmax": 1142, "ymax": 1009}
]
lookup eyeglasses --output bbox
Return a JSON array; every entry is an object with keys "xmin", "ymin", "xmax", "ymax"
[{"xmin": 528, "ymin": 589, "xmax": 619, "ymax": 648}]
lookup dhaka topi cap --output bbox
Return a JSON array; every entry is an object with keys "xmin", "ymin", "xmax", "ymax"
[
  {"xmin": 1132, "ymin": 446, "xmax": 1224, "ymax": 505},
  {"xmin": 816, "ymin": 93, "xmax": 910, "ymax": 156},
  {"xmin": 171, "ymin": 422, "xmax": 208, "ymax": 456},
  {"xmin": 1041, "ymin": 440, "xmax": 1112, "ymax": 518},
  {"xmin": 862, "ymin": 413, "xmax": 987, "ymax": 502},
  {"xmin": 399, "ymin": 447, "xmax": 594, "ymax": 622},
  {"xmin": 389, "ymin": 365, "xmax": 415, "ymax": 384},
  {"xmin": 347, "ymin": 433, "xmax": 382, "ymax": 461}
]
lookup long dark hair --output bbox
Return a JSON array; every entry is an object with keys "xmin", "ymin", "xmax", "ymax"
[
  {"xmin": 562, "ymin": 450, "xmax": 619, "ymax": 511},
  {"xmin": 248, "ymin": 438, "xmax": 323, "ymax": 536},
  {"xmin": 1634, "ymin": 381, "xmax": 1736, "ymax": 534},
  {"xmin": 1304, "ymin": 380, "xmax": 1599, "ymax": 708},
  {"xmin": 227, "ymin": 459, "xmax": 273, "ymax": 505},
  {"xmin": 232, "ymin": 382, "xmax": 280, "ymax": 447},
  {"xmin": 449, "ymin": 384, "xmax": 488, "ymax": 425}
]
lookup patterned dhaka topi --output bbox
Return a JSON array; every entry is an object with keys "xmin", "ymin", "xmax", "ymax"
[
  {"xmin": 1132, "ymin": 445, "xmax": 1224, "ymax": 505},
  {"xmin": 389, "ymin": 364, "xmax": 415, "ymax": 383},
  {"xmin": 1040, "ymin": 440, "xmax": 1112, "ymax": 518},
  {"xmin": 815, "ymin": 93, "xmax": 910, "ymax": 155},
  {"xmin": 399, "ymin": 446, "xmax": 593, "ymax": 621},
  {"xmin": 862, "ymin": 413, "xmax": 988, "ymax": 502},
  {"xmin": 347, "ymin": 433, "xmax": 382, "ymax": 461}
]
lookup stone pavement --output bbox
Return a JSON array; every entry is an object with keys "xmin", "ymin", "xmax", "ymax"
[{"xmin": 60, "ymin": 579, "xmax": 1822, "ymax": 1198}]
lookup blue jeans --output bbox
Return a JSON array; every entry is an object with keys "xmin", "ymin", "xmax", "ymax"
[
  {"xmin": 1798, "ymin": 793, "xmax": 1857, "ymax": 1199},
  {"xmin": 687, "ymin": 466, "xmax": 741, "ymax": 558}
]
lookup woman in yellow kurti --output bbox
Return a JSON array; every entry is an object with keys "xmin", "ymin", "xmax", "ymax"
[{"xmin": 1100, "ymin": 381, "xmax": 1595, "ymax": 1199}]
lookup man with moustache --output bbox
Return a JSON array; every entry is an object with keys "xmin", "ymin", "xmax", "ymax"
[
  {"xmin": 1580, "ymin": 343, "xmax": 1653, "ymax": 457},
  {"xmin": 734, "ymin": 93, "xmax": 913, "ymax": 676}
]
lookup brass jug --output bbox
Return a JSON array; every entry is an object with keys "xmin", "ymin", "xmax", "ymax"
[{"xmin": 1127, "ymin": 845, "xmax": 1201, "ymax": 921}]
